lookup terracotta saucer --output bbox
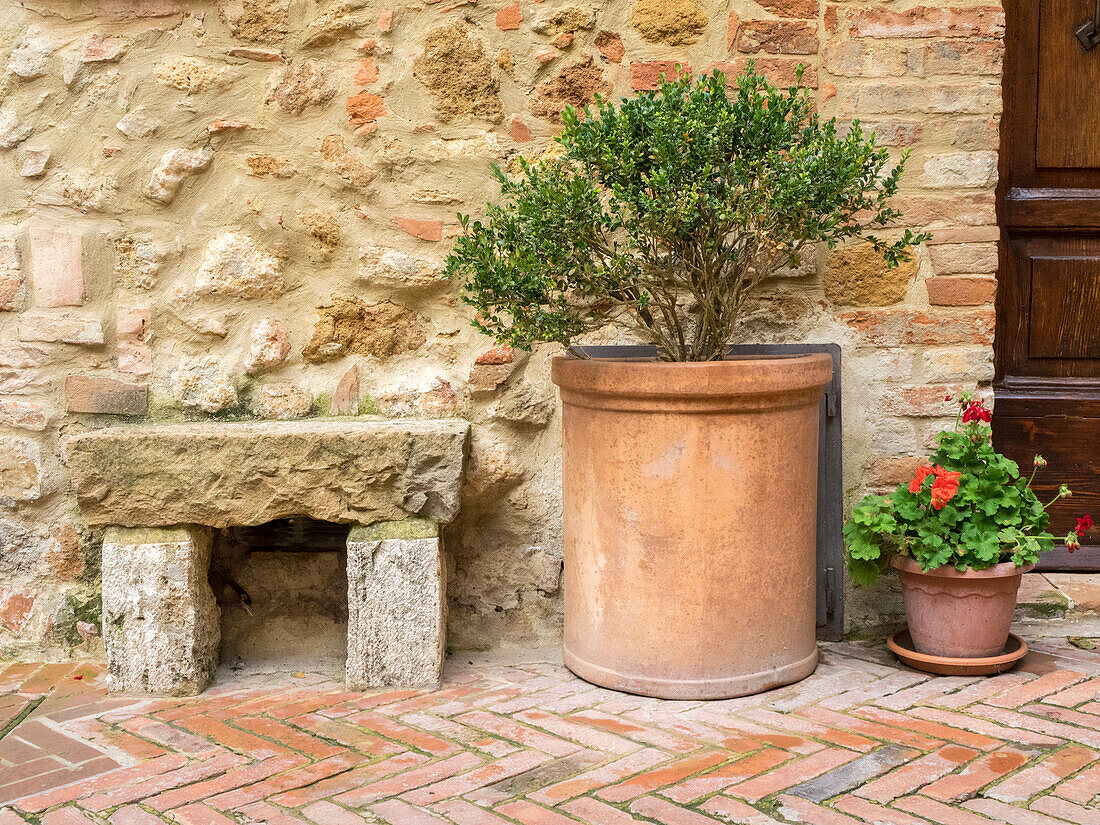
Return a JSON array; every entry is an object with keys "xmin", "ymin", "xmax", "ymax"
[{"xmin": 887, "ymin": 629, "xmax": 1027, "ymax": 676}]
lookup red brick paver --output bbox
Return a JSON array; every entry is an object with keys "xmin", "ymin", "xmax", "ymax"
[{"xmin": 0, "ymin": 640, "xmax": 1098, "ymax": 824}]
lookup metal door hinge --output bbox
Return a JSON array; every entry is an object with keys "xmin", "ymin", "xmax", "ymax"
[{"xmin": 1078, "ymin": 0, "xmax": 1100, "ymax": 51}]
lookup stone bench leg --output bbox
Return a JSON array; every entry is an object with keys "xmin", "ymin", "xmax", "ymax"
[
  {"xmin": 346, "ymin": 519, "xmax": 445, "ymax": 690},
  {"xmin": 102, "ymin": 526, "xmax": 219, "ymax": 696}
]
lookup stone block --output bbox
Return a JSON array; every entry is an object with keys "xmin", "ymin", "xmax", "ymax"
[
  {"xmin": 29, "ymin": 226, "xmax": 84, "ymax": 308},
  {"xmin": 0, "ymin": 437, "xmax": 41, "ymax": 500},
  {"xmin": 346, "ymin": 519, "xmax": 445, "ymax": 689},
  {"xmin": 19, "ymin": 315, "xmax": 104, "ymax": 345},
  {"xmin": 0, "ymin": 236, "xmax": 24, "ymax": 311},
  {"xmin": 65, "ymin": 375, "xmax": 148, "ymax": 415},
  {"xmin": 926, "ymin": 275, "xmax": 997, "ymax": 306},
  {"xmin": 102, "ymin": 526, "xmax": 219, "ymax": 695},
  {"xmin": 737, "ymin": 20, "xmax": 818, "ymax": 54},
  {"xmin": 64, "ymin": 419, "xmax": 470, "ymax": 528},
  {"xmin": 630, "ymin": 61, "xmax": 692, "ymax": 91},
  {"xmin": 922, "ymin": 152, "xmax": 999, "ymax": 189},
  {"xmin": 927, "ymin": 243, "xmax": 998, "ymax": 275}
]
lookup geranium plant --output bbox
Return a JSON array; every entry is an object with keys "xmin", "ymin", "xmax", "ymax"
[
  {"xmin": 445, "ymin": 66, "xmax": 928, "ymax": 361},
  {"xmin": 845, "ymin": 394, "xmax": 1091, "ymax": 585}
]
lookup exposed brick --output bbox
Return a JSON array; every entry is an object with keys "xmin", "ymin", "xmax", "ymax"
[
  {"xmin": 29, "ymin": 225, "xmax": 84, "ymax": 308},
  {"xmin": 758, "ymin": 0, "xmax": 819, "ymax": 18},
  {"xmin": 347, "ymin": 92, "xmax": 386, "ymax": 126},
  {"xmin": 18, "ymin": 315, "xmax": 104, "ymax": 345},
  {"xmin": 727, "ymin": 11, "xmax": 739, "ymax": 50},
  {"xmin": 926, "ymin": 276, "xmax": 996, "ymax": 306},
  {"xmin": 838, "ymin": 119, "xmax": 922, "ymax": 147},
  {"xmin": 630, "ymin": 61, "xmax": 692, "ymax": 91},
  {"xmin": 711, "ymin": 58, "xmax": 817, "ymax": 88},
  {"xmin": 0, "ymin": 399, "xmax": 49, "ymax": 432},
  {"xmin": 509, "ymin": 117, "xmax": 533, "ymax": 142},
  {"xmin": 392, "ymin": 217, "xmax": 443, "ymax": 242},
  {"xmin": 928, "ymin": 243, "xmax": 998, "ymax": 275},
  {"xmin": 848, "ymin": 6, "xmax": 1005, "ymax": 39},
  {"xmin": 0, "ymin": 592, "xmax": 35, "ymax": 632},
  {"xmin": 65, "ymin": 375, "xmax": 149, "ymax": 416},
  {"xmin": 839, "ymin": 83, "xmax": 1001, "ymax": 115},
  {"xmin": 737, "ymin": 20, "xmax": 818, "ymax": 55},
  {"xmin": 823, "ymin": 41, "xmax": 910, "ymax": 77},
  {"xmin": 496, "ymin": 3, "xmax": 521, "ymax": 31},
  {"xmin": 925, "ymin": 40, "xmax": 1003, "ymax": 76},
  {"xmin": 595, "ymin": 30, "xmax": 624, "ymax": 63},
  {"xmin": 378, "ymin": 9, "xmax": 393, "ymax": 32},
  {"xmin": 838, "ymin": 309, "xmax": 995, "ymax": 346}
]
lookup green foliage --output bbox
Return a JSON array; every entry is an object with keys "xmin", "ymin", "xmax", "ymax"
[
  {"xmin": 844, "ymin": 396, "xmax": 1071, "ymax": 585},
  {"xmin": 446, "ymin": 66, "xmax": 928, "ymax": 361}
]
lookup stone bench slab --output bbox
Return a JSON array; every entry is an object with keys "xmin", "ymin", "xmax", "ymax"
[{"xmin": 64, "ymin": 419, "xmax": 470, "ymax": 528}]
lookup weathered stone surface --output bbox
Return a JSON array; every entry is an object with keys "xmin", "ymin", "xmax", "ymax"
[
  {"xmin": 144, "ymin": 146, "xmax": 214, "ymax": 203},
  {"xmin": 66, "ymin": 375, "xmax": 148, "ymax": 415},
  {"xmin": 255, "ymin": 382, "xmax": 311, "ymax": 419},
  {"xmin": 824, "ymin": 242, "xmax": 918, "ymax": 306},
  {"xmin": 531, "ymin": 5, "xmax": 596, "ymax": 35},
  {"xmin": 116, "ymin": 108, "xmax": 159, "ymax": 139},
  {"xmin": 631, "ymin": 0, "xmax": 708, "ymax": 45},
  {"xmin": 0, "ymin": 399, "xmax": 48, "ymax": 431},
  {"xmin": 0, "ymin": 110, "xmax": 32, "ymax": 150},
  {"xmin": 115, "ymin": 237, "xmax": 160, "ymax": 290},
  {"xmin": 320, "ymin": 135, "xmax": 376, "ymax": 187},
  {"xmin": 9, "ymin": 27, "xmax": 53, "ymax": 79},
  {"xmin": 0, "ymin": 437, "xmax": 41, "ymax": 501},
  {"xmin": 330, "ymin": 364, "xmax": 359, "ymax": 415},
  {"xmin": 359, "ymin": 244, "xmax": 440, "ymax": 289},
  {"xmin": 346, "ymin": 519, "xmax": 445, "ymax": 689},
  {"xmin": 19, "ymin": 315, "xmax": 104, "ymax": 345},
  {"xmin": 268, "ymin": 60, "xmax": 337, "ymax": 114},
  {"xmin": 64, "ymin": 419, "xmax": 470, "ymax": 527},
  {"xmin": 46, "ymin": 518, "xmax": 85, "ymax": 579},
  {"xmin": 102, "ymin": 526, "xmax": 219, "ymax": 695},
  {"xmin": 303, "ymin": 296, "xmax": 426, "ymax": 362},
  {"xmin": 194, "ymin": 231, "xmax": 283, "ymax": 298},
  {"xmin": 20, "ymin": 147, "xmax": 49, "ymax": 177},
  {"xmin": 171, "ymin": 356, "xmax": 239, "ymax": 413},
  {"xmin": 490, "ymin": 381, "xmax": 555, "ymax": 428},
  {"xmin": 413, "ymin": 24, "xmax": 502, "ymax": 124},
  {"xmin": 156, "ymin": 55, "xmax": 235, "ymax": 93},
  {"xmin": 595, "ymin": 30, "xmax": 625, "ymax": 63},
  {"xmin": 219, "ymin": 0, "xmax": 289, "ymax": 42},
  {"xmin": 532, "ymin": 56, "xmax": 611, "ymax": 122},
  {"xmin": 117, "ymin": 306, "xmax": 153, "ymax": 376},
  {"xmin": 245, "ymin": 318, "xmax": 290, "ymax": 374},
  {"xmin": 0, "ymin": 236, "xmax": 24, "ymax": 311}
]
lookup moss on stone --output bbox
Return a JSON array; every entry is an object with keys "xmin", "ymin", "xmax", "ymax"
[
  {"xmin": 53, "ymin": 593, "xmax": 102, "ymax": 649},
  {"xmin": 350, "ymin": 518, "xmax": 439, "ymax": 542}
]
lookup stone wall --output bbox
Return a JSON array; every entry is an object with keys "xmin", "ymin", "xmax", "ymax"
[{"xmin": 0, "ymin": 0, "xmax": 1003, "ymax": 660}]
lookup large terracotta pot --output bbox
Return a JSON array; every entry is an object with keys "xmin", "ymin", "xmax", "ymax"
[
  {"xmin": 892, "ymin": 556, "xmax": 1033, "ymax": 658},
  {"xmin": 551, "ymin": 353, "xmax": 833, "ymax": 700}
]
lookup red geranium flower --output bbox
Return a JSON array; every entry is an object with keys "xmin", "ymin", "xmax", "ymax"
[
  {"xmin": 962, "ymin": 400, "xmax": 992, "ymax": 424},
  {"xmin": 909, "ymin": 465, "xmax": 935, "ymax": 494},
  {"xmin": 1077, "ymin": 515, "xmax": 1094, "ymax": 534},
  {"xmin": 930, "ymin": 468, "xmax": 962, "ymax": 510}
]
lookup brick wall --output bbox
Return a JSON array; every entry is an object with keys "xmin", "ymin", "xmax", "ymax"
[{"xmin": 0, "ymin": 0, "xmax": 1003, "ymax": 659}]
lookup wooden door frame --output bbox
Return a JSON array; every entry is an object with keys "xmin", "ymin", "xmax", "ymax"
[{"xmin": 997, "ymin": 0, "xmax": 1100, "ymax": 571}]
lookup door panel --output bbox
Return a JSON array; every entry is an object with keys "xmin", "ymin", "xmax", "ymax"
[
  {"xmin": 998, "ymin": 1, "xmax": 1100, "ymax": 570},
  {"xmin": 1037, "ymin": 0, "xmax": 1100, "ymax": 168},
  {"xmin": 1029, "ymin": 257, "xmax": 1100, "ymax": 359}
]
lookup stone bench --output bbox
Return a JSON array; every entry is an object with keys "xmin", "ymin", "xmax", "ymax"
[{"xmin": 64, "ymin": 420, "xmax": 469, "ymax": 696}]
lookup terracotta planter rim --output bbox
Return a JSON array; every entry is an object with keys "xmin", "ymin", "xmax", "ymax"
[
  {"xmin": 551, "ymin": 352, "xmax": 833, "ymax": 399},
  {"xmin": 891, "ymin": 555, "xmax": 1036, "ymax": 579}
]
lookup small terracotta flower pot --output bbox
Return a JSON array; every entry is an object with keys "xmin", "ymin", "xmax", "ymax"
[
  {"xmin": 891, "ymin": 556, "xmax": 1034, "ymax": 659},
  {"xmin": 552, "ymin": 352, "xmax": 833, "ymax": 700}
]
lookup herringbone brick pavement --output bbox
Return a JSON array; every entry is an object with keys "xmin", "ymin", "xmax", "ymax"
[{"xmin": 1, "ymin": 639, "xmax": 1098, "ymax": 824}]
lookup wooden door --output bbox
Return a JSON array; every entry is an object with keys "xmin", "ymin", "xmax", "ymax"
[{"xmin": 998, "ymin": 0, "xmax": 1100, "ymax": 570}]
